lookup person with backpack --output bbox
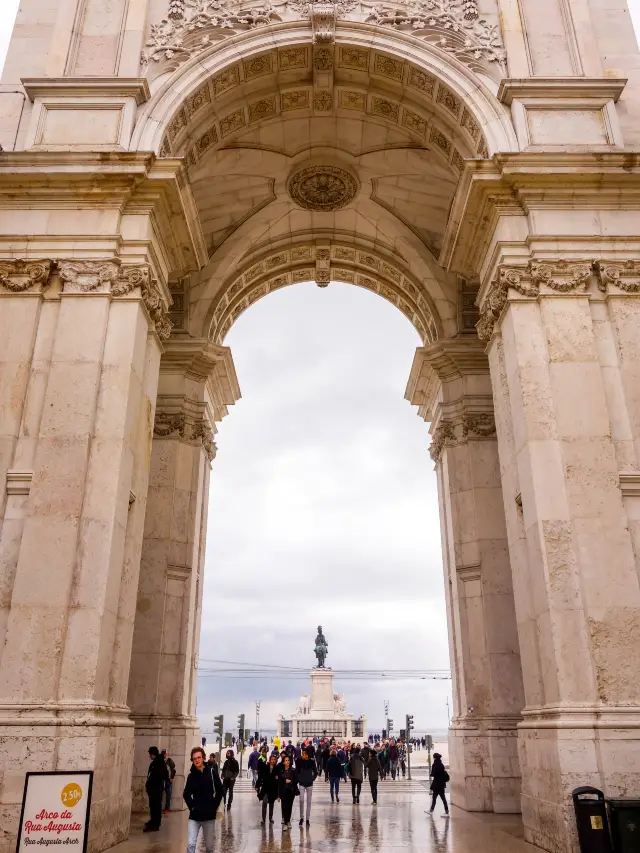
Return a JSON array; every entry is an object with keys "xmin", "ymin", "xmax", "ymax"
[
  {"xmin": 429, "ymin": 753, "xmax": 450, "ymax": 815},
  {"xmin": 296, "ymin": 747, "xmax": 317, "ymax": 826},
  {"xmin": 183, "ymin": 746, "xmax": 223, "ymax": 853},
  {"xmin": 144, "ymin": 746, "xmax": 169, "ymax": 832},
  {"xmin": 326, "ymin": 747, "xmax": 344, "ymax": 803},
  {"xmin": 221, "ymin": 749, "xmax": 239, "ymax": 811}
]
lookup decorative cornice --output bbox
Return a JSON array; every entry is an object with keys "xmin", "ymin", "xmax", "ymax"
[
  {"xmin": 5, "ymin": 471, "xmax": 33, "ymax": 496},
  {"xmin": 153, "ymin": 410, "xmax": 217, "ymax": 462},
  {"xmin": 429, "ymin": 409, "xmax": 496, "ymax": 461},
  {"xmin": 22, "ymin": 77, "xmax": 150, "ymax": 105},
  {"xmin": 0, "ymin": 259, "xmax": 53, "ymax": 293},
  {"xmin": 497, "ymin": 77, "xmax": 626, "ymax": 106}
]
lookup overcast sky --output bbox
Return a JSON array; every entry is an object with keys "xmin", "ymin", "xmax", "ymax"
[{"xmin": 2, "ymin": 2, "xmax": 640, "ymax": 737}]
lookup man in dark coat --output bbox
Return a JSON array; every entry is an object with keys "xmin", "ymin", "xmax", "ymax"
[
  {"xmin": 183, "ymin": 746, "xmax": 223, "ymax": 853},
  {"xmin": 144, "ymin": 746, "xmax": 169, "ymax": 831},
  {"xmin": 221, "ymin": 749, "xmax": 240, "ymax": 811},
  {"xmin": 296, "ymin": 748, "xmax": 318, "ymax": 826},
  {"xmin": 257, "ymin": 754, "xmax": 279, "ymax": 824},
  {"xmin": 366, "ymin": 750, "xmax": 382, "ymax": 806}
]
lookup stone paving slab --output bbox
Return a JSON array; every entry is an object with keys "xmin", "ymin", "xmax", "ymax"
[{"xmin": 110, "ymin": 786, "xmax": 547, "ymax": 853}]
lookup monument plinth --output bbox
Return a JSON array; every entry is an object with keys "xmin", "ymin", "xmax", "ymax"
[{"xmin": 276, "ymin": 628, "xmax": 366, "ymax": 741}]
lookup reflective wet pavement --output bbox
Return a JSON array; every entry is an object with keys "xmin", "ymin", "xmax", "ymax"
[{"xmin": 109, "ymin": 781, "xmax": 546, "ymax": 853}]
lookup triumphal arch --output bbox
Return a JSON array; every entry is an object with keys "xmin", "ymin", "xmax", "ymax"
[{"xmin": 1, "ymin": 0, "xmax": 640, "ymax": 850}]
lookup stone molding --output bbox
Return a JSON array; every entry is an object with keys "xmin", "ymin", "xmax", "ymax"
[
  {"xmin": 619, "ymin": 472, "xmax": 640, "ymax": 497},
  {"xmin": 153, "ymin": 409, "xmax": 217, "ymax": 462},
  {"xmin": 0, "ymin": 259, "xmax": 53, "ymax": 293},
  {"xmin": 5, "ymin": 471, "xmax": 33, "ymax": 496},
  {"xmin": 478, "ymin": 258, "xmax": 640, "ymax": 342},
  {"xmin": 430, "ymin": 409, "xmax": 496, "ymax": 461},
  {"xmin": 57, "ymin": 260, "xmax": 172, "ymax": 340}
]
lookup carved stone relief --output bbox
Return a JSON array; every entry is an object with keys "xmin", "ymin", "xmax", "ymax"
[
  {"xmin": 0, "ymin": 259, "xmax": 53, "ymax": 293},
  {"xmin": 430, "ymin": 410, "xmax": 496, "ymax": 461},
  {"xmin": 153, "ymin": 410, "xmax": 217, "ymax": 462},
  {"xmin": 287, "ymin": 164, "xmax": 359, "ymax": 211}
]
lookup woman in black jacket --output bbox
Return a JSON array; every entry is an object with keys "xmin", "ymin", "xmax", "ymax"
[
  {"xmin": 277, "ymin": 755, "xmax": 298, "ymax": 830},
  {"xmin": 183, "ymin": 747, "xmax": 223, "ymax": 853},
  {"xmin": 221, "ymin": 749, "xmax": 240, "ymax": 811},
  {"xmin": 429, "ymin": 753, "xmax": 450, "ymax": 815},
  {"xmin": 257, "ymin": 754, "xmax": 279, "ymax": 825}
]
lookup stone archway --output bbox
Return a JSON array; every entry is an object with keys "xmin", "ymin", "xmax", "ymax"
[{"xmin": 1, "ymin": 1, "xmax": 640, "ymax": 853}]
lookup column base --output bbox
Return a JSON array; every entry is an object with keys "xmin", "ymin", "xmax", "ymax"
[
  {"xmin": 0, "ymin": 706, "xmax": 133, "ymax": 853},
  {"xmin": 131, "ymin": 715, "xmax": 200, "ymax": 812},
  {"xmin": 449, "ymin": 716, "xmax": 522, "ymax": 813},
  {"xmin": 519, "ymin": 707, "xmax": 640, "ymax": 853}
]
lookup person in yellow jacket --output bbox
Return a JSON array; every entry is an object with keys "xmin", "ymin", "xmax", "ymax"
[{"xmin": 274, "ymin": 735, "xmax": 281, "ymax": 751}]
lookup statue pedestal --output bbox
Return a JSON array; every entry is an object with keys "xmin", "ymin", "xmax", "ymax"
[{"xmin": 277, "ymin": 668, "xmax": 367, "ymax": 742}]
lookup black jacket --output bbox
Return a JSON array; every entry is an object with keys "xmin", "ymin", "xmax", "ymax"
[
  {"xmin": 257, "ymin": 761, "xmax": 280, "ymax": 801},
  {"xmin": 222, "ymin": 757, "xmax": 240, "ymax": 781},
  {"xmin": 296, "ymin": 758, "xmax": 318, "ymax": 788},
  {"xmin": 326, "ymin": 755, "xmax": 344, "ymax": 779},
  {"xmin": 183, "ymin": 764, "xmax": 223, "ymax": 821},
  {"xmin": 430, "ymin": 759, "xmax": 449, "ymax": 795},
  {"xmin": 366, "ymin": 754, "xmax": 382, "ymax": 782},
  {"xmin": 278, "ymin": 765, "xmax": 298, "ymax": 798},
  {"xmin": 145, "ymin": 755, "xmax": 169, "ymax": 793}
]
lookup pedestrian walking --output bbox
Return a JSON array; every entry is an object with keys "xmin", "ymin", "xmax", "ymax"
[
  {"xmin": 221, "ymin": 749, "xmax": 240, "ymax": 811},
  {"xmin": 144, "ymin": 746, "xmax": 169, "ymax": 832},
  {"xmin": 388, "ymin": 739, "xmax": 399, "ymax": 780},
  {"xmin": 296, "ymin": 747, "xmax": 317, "ymax": 826},
  {"xmin": 366, "ymin": 749, "xmax": 382, "ymax": 807},
  {"xmin": 361, "ymin": 743, "xmax": 370, "ymax": 779},
  {"xmin": 398, "ymin": 741, "xmax": 406, "ymax": 778},
  {"xmin": 247, "ymin": 744, "xmax": 260, "ymax": 788},
  {"xmin": 429, "ymin": 753, "xmax": 450, "ymax": 815},
  {"xmin": 349, "ymin": 745, "xmax": 364, "ymax": 804},
  {"xmin": 322, "ymin": 742, "xmax": 331, "ymax": 781},
  {"xmin": 183, "ymin": 746, "xmax": 223, "ymax": 853},
  {"xmin": 162, "ymin": 750, "xmax": 176, "ymax": 813},
  {"xmin": 326, "ymin": 747, "xmax": 344, "ymax": 803},
  {"xmin": 257, "ymin": 754, "xmax": 279, "ymax": 824},
  {"xmin": 277, "ymin": 755, "xmax": 298, "ymax": 830}
]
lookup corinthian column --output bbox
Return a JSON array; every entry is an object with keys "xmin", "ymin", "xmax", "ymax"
[
  {"xmin": 128, "ymin": 338, "xmax": 240, "ymax": 809},
  {"xmin": 406, "ymin": 337, "xmax": 524, "ymax": 813}
]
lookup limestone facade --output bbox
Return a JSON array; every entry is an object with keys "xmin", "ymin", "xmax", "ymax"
[{"xmin": 1, "ymin": 2, "xmax": 640, "ymax": 853}]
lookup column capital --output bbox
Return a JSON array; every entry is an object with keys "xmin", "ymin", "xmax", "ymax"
[
  {"xmin": 0, "ymin": 258, "xmax": 52, "ymax": 293},
  {"xmin": 160, "ymin": 337, "xmax": 241, "ymax": 418}
]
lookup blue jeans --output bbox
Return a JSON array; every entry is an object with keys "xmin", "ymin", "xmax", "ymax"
[
  {"xmin": 390, "ymin": 759, "xmax": 398, "ymax": 779},
  {"xmin": 187, "ymin": 819, "xmax": 215, "ymax": 853},
  {"xmin": 164, "ymin": 779, "xmax": 172, "ymax": 810},
  {"xmin": 330, "ymin": 777, "xmax": 340, "ymax": 799}
]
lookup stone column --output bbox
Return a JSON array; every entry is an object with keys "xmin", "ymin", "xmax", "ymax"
[
  {"xmin": 128, "ymin": 339, "xmax": 239, "ymax": 810},
  {"xmin": 478, "ymin": 259, "xmax": 640, "ymax": 853},
  {"xmin": 0, "ymin": 259, "xmax": 168, "ymax": 853},
  {"xmin": 406, "ymin": 338, "xmax": 524, "ymax": 813}
]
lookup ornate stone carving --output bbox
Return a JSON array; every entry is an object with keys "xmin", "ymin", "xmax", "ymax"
[
  {"xmin": 59, "ymin": 260, "xmax": 121, "ymax": 293},
  {"xmin": 594, "ymin": 260, "xmax": 640, "ymax": 294},
  {"xmin": 462, "ymin": 412, "xmax": 496, "ymax": 438},
  {"xmin": 143, "ymin": 1, "xmax": 279, "ymax": 65},
  {"xmin": 363, "ymin": 0, "xmax": 506, "ymax": 71},
  {"xmin": 154, "ymin": 411, "xmax": 217, "ymax": 461},
  {"xmin": 289, "ymin": 0, "xmax": 356, "ymax": 15},
  {"xmin": 430, "ymin": 421, "xmax": 456, "ymax": 462},
  {"xmin": 0, "ymin": 259, "xmax": 52, "ymax": 293},
  {"xmin": 477, "ymin": 265, "xmax": 538, "ymax": 343},
  {"xmin": 287, "ymin": 165, "xmax": 358, "ymax": 211},
  {"xmin": 311, "ymin": 2, "xmax": 337, "ymax": 42},
  {"xmin": 111, "ymin": 265, "xmax": 151, "ymax": 296},
  {"xmin": 529, "ymin": 259, "xmax": 592, "ymax": 293}
]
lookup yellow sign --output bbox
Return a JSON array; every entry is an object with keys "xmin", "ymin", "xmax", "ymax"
[
  {"xmin": 590, "ymin": 815, "xmax": 603, "ymax": 830},
  {"xmin": 61, "ymin": 783, "xmax": 83, "ymax": 808}
]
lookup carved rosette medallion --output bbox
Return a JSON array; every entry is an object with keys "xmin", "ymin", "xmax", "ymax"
[{"xmin": 287, "ymin": 165, "xmax": 358, "ymax": 211}]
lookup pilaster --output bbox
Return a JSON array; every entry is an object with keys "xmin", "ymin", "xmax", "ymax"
[
  {"xmin": 128, "ymin": 338, "xmax": 240, "ymax": 810},
  {"xmin": 406, "ymin": 337, "xmax": 524, "ymax": 813}
]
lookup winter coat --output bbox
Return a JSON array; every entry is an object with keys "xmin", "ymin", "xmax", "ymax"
[
  {"xmin": 247, "ymin": 750, "xmax": 260, "ymax": 771},
  {"xmin": 182, "ymin": 764, "xmax": 223, "ymax": 821},
  {"xmin": 366, "ymin": 754, "xmax": 382, "ymax": 782},
  {"xmin": 277, "ymin": 765, "xmax": 298, "ymax": 799},
  {"xmin": 389, "ymin": 745, "xmax": 399, "ymax": 761},
  {"xmin": 326, "ymin": 755, "xmax": 345, "ymax": 779},
  {"xmin": 222, "ymin": 757, "xmax": 240, "ymax": 781},
  {"xmin": 360, "ymin": 745, "xmax": 371, "ymax": 763},
  {"xmin": 337, "ymin": 748, "xmax": 347, "ymax": 764},
  {"xmin": 430, "ymin": 759, "xmax": 449, "ymax": 795},
  {"xmin": 257, "ymin": 762, "xmax": 279, "ymax": 802},
  {"xmin": 145, "ymin": 755, "xmax": 169, "ymax": 794},
  {"xmin": 296, "ymin": 758, "xmax": 318, "ymax": 788},
  {"xmin": 165, "ymin": 757, "xmax": 176, "ymax": 780},
  {"xmin": 321, "ymin": 747, "xmax": 331, "ymax": 769},
  {"xmin": 349, "ymin": 753, "xmax": 364, "ymax": 782}
]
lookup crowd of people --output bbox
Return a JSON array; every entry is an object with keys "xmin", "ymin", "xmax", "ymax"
[{"xmin": 143, "ymin": 736, "xmax": 450, "ymax": 852}]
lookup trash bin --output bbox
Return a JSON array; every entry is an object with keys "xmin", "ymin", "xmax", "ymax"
[
  {"xmin": 607, "ymin": 798, "xmax": 640, "ymax": 853},
  {"xmin": 572, "ymin": 787, "xmax": 613, "ymax": 853}
]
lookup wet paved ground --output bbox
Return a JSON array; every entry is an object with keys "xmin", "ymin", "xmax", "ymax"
[{"xmin": 110, "ymin": 780, "xmax": 545, "ymax": 853}]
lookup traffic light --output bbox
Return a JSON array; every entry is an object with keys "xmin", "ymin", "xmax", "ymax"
[
  {"xmin": 406, "ymin": 714, "xmax": 414, "ymax": 733},
  {"xmin": 382, "ymin": 728, "xmax": 387, "ymax": 739},
  {"xmin": 400, "ymin": 729, "xmax": 406, "ymax": 740},
  {"xmin": 387, "ymin": 719, "xmax": 393, "ymax": 734},
  {"xmin": 201, "ymin": 736, "xmax": 206, "ymax": 748},
  {"xmin": 237, "ymin": 713, "xmax": 245, "ymax": 736},
  {"xmin": 214, "ymin": 714, "xmax": 224, "ymax": 744}
]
